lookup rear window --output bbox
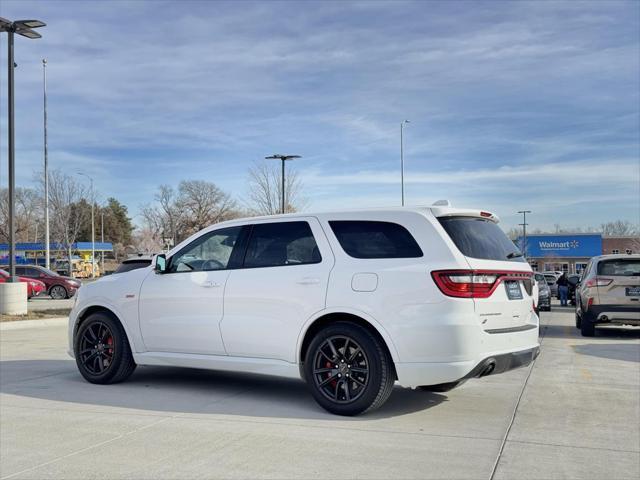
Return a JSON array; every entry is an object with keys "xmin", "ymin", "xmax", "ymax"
[
  {"xmin": 597, "ymin": 259, "xmax": 640, "ymax": 276},
  {"xmin": 329, "ymin": 221, "xmax": 423, "ymax": 259},
  {"xmin": 438, "ymin": 216, "xmax": 525, "ymax": 262}
]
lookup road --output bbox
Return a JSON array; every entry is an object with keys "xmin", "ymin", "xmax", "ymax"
[{"xmin": 1, "ymin": 305, "xmax": 638, "ymax": 479}]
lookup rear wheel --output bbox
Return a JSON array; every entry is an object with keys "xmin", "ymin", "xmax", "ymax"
[
  {"xmin": 49, "ymin": 285, "xmax": 68, "ymax": 300},
  {"xmin": 74, "ymin": 312, "xmax": 136, "ymax": 384},
  {"xmin": 580, "ymin": 317, "xmax": 596, "ymax": 337},
  {"xmin": 304, "ymin": 322, "xmax": 395, "ymax": 416}
]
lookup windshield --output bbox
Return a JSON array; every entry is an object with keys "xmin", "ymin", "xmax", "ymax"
[{"xmin": 438, "ymin": 216, "xmax": 525, "ymax": 262}]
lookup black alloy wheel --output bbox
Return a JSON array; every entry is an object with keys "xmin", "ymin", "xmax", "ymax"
[
  {"xmin": 74, "ymin": 312, "xmax": 136, "ymax": 384},
  {"xmin": 304, "ymin": 321, "xmax": 395, "ymax": 416},
  {"xmin": 312, "ymin": 335, "xmax": 370, "ymax": 404}
]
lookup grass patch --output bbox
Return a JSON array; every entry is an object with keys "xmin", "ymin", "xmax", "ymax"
[{"xmin": 1, "ymin": 309, "xmax": 71, "ymax": 322}]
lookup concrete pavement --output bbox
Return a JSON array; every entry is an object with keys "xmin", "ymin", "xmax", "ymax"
[{"xmin": 1, "ymin": 306, "xmax": 638, "ymax": 479}]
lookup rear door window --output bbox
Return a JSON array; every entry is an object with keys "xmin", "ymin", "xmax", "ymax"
[
  {"xmin": 243, "ymin": 221, "xmax": 321, "ymax": 268},
  {"xmin": 597, "ymin": 259, "xmax": 640, "ymax": 276},
  {"xmin": 438, "ymin": 216, "xmax": 524, "ymax": 262},
  {"xmin": 329, "ymin": 221, "xmax": 423, "ymax": 259}
]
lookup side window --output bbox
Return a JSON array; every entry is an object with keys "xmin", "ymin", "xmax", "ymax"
[
  {"xmin": 15, "ymin": 266, "xmax": 27, "ymax": 276},
  {"xmin": 243, "ymin": 221, "xmax": 321, "ymax": 268},
  {"xmin": 169, "ymin": 226, "xmax": 242, "ymax": 273},
  {"xmin": 25, "ymin": 267, "xmax": 40, "ymax": 277},
  {"xmin": 329, "ymin": 221, "xmax": 423, "ymax": 259}
]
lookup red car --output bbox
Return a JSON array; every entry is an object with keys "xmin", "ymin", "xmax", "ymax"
[
  {"xmin": 12, "ymin": 265, "xmax": 81, "ymax": 299},
  {"xmin": 0, "ymin": 269, "xmax": 46, "ymax": 299}
]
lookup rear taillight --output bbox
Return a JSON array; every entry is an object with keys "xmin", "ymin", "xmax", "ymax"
[
  {"xmin": 431, "ymin": 270, "xmax": 533, "ymax": 299},
  {"xmin": 585, "ymin": 277, "xmax": 613, "ymax": 287}
]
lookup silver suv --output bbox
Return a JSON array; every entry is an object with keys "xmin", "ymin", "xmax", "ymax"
[{"xmin": 575, "ymin": 255, "xmax": 640, "ymax": 336}]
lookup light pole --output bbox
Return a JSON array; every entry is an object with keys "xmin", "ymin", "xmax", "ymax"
[
  {"xmin": 265, "ymin": 154, "xmax": 301, "ymax": 214},
  {"xmin": 0, "ymin": 18, "xmax": 46, "ymax": 281},
  {"xmin": 101, "ymin": 211, "xmax": 104, "ymax": 275},
  {"xmin": 77, "ymin": 172, "xmax": 95, "ymax": 278},
  {"xmin": 518, "ymin": 210, "xmax": 531, "ymax": 259},
  {"xmin": 43, "ymin": 58, "xmax": 50, "ymax": 270},
  {"xmin": 400, "ymin": 120, "xmax": 409, "ymax": 206}
]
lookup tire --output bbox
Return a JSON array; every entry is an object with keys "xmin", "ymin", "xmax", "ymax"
[
  {"xmin": 580, "ymin": 317, "xmax": 596, "ymax": 337},
  {"xmin": 74, "ymin": 312, "xmax": 136, "ymax": 384},
  {"xmin": 575, "ymin": 312, "xmax": 582, "ymax": 329},
  {"xmin": 49, "ymin": 285, "xmax": 68, "ymax": 300},
  {"xmin": 304, "ymin": 321, "xmax": 395, "ymax": 416}
]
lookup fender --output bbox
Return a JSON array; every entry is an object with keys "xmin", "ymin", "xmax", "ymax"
[
  {"xmin": 71, "ymin": 296, "xmax": 144, "ymax": 354},
  {"xmin": 296, "ymin": 306, "xmax": 401, "ymax": 364}
]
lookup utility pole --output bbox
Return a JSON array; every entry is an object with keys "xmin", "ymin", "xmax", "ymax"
[
  {"xmin": 101, "ymin": 211, "xmax": 104, "ymax": 275},
  {"xmin": 265, "ymin": 154, "xmax": 301, "ymax": 214},
  {"xmin": 43, "ymin": 58, "xmax": 50, "ymax": 270},
  {"xmin": 400, "ymin": 120, "xmax": 409, "ymax": 206},
  {"xmin": 518, "ymin": 210, "xmax": 531, "ymax": 259}
]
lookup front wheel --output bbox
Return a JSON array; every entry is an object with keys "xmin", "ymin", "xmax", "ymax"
[
  {"xmin": 49, "ymin": 285, "xmax": 68, "ymax": 300},
  {"xmin": 74, "ymin": 312, "xmax": 136, "ymax": 384},
  {"xmin": 304, "ymin": 322, "xmax": 395, "ymax": 416}
]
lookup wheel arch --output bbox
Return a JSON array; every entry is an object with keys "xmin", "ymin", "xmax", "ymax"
[
  {"xmin": 297, "ymin": 310, "xmax": 399, "ymax": 376},
  {"xmin": 74, "ymin": 305, "xmax": 136, "ymax": 353}
]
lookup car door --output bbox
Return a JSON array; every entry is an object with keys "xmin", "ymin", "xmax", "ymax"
[
  {"xmin": 221, "ymin": 218, "xmax": 334, "ymax": 363},
  {"xmin": 138, "ymin": 225, "xmax": 246, "ymax": 355}
]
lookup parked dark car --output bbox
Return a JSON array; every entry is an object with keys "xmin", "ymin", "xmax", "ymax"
[
  {"xmin": 8, "ymin": 265, "xmax": 81, "ymax": 299},
  {"xmin": 567, "ymin": 274, "xmax": 581, "ymax": 306},
  {"xmin": 534, "ymin": 273, "xmax": 551, "ymax": 311},
  {"xmin": 113, "ymin": 255, "xmax": 153, "ymax": 274}
]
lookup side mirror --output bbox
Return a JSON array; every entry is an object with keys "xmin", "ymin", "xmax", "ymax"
[{"xmin": 154, "ymin": 254, "xmax": 167, "ymax": 273}]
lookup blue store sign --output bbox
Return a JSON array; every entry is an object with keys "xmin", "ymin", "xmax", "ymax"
[{"xmin": 524, "ymin": 234, "xmax": 602, "ymax": 258}]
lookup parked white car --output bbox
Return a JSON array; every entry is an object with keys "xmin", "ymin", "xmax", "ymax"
[{"xmin": 68, "ymin": 204, "xmax": 539, "ymax": 415}]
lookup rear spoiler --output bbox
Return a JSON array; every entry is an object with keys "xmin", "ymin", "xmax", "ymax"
[{"xmin": 430, "ymin": 207, "xmax": 500, "ymax": 224}]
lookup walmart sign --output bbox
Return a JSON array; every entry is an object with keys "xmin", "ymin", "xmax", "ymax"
[{"xmin": 523, "ymin": 234, "xmax": 602, "ymax": 258}]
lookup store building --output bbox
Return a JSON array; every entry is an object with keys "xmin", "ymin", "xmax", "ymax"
[{"xmin": 522, "ymin": 234, "xmax": 639, "ymax": 274}]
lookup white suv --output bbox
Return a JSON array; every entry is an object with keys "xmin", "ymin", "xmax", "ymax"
[{"xmin": 69, "ymin": 204, "xmax": 539, "ymax": 415}]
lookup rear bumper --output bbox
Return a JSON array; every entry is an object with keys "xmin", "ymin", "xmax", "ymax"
[{"xmin": 583, "ymin": 305, "xmax": 640, "ymax": 325}]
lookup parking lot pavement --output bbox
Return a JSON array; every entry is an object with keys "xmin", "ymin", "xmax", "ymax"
[{"xmin": 1, "ymin": 309, "xmax": 638, "ymax": 479}]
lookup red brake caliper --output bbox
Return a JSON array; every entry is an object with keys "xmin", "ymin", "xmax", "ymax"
[{"xmin": 325, "ymin": 361, "xmax": 337, "ymax": 387}]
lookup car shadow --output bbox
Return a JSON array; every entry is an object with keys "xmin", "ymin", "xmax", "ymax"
[
  {"xmin": 572, "ymin": 343, "xmax": 640, "ymax": 363},
  {"xmin": 0, "ymin": 360, "xmax": 446, "ymax": 420},
  {"xmin": 540, "ymin": 323, "xmax": 640, "ymax": 340}
]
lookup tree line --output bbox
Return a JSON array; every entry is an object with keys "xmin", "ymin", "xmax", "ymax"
[{"xmin": 0, "ymin": 160, "xmax": 305, "ymax": 260}]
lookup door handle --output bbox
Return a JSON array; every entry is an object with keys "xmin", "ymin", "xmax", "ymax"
[
  {"xmin": 297, "ymin": 277, "xmax": 320, "ymax": 285},
  {"xmin": 200, "ymin": 281, "xmax": 221, "ymax": 288}
]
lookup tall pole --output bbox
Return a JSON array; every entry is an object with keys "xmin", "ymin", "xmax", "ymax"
[
  {"xmin": 101, "ymin": 211, "xmax": 104, "ymax": 275},
  {"xmin": 7, "ymin": 30, "xmax": 16, "ymax": 281},
  {"xmin": 400, "ymin": 120, "xmax": 409, "ymax": 207},
  {"xmin": 43, "ymin": 58, "xmax": 50, "ymax": 270},
  {"xmin": 281, "ymin": 158, "xmax": 285, "ymax": 214},
  {"xmin": 518, "ymin": 210, "xmax": 531, "ymax": 259},
  {"xmin": 90, "ymin": 179, "xmax": 95, "ymax": 278}
]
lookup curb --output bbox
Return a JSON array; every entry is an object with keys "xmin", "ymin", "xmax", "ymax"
[{"xmin": 0, "ymin": 317, "xmax": 68, "ymax": 331}]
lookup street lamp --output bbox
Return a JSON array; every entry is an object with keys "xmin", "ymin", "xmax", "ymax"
[
  {"xmin": 0, "ymin": 17, "xmax": 46, "ymax": 281},
  {"xmin": 518, "ymin": 210, "xmax": 532, "ymax": 259},
  {"xmin": 43, "ymin": 58, "xmax": 50, "ymax": 270},
  {"xmin": 265, "ymin": 154, "xmax": 301, "ymax": 214},
  {"xmin": 77, "ymin": 172, "xmax": 96, "ymax": 278},
  {"xmin": 400, "ymin": 120, "xmax": 409, "ymax": 206}
]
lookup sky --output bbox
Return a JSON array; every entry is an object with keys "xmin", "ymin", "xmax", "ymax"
[{"xmin": 0, "ymin": 0, "xmax": 638, "ymax": 232}]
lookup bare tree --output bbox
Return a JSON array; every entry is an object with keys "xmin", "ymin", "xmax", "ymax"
[
  {"xmin": 177, "ymin": 180, "xmax": 238, "ymax": 235},
  {"xmin": 129, "ymin": 227, "xmax": 164, "ymax": 255},
  {"xmin": 141, "ymin": 185, "xmax": 184, "ymax": 246},
  {"xmin": 0, "ymin": 187, "xmax": 42, "ymax": 243},
  {"xmin": 601, "ymin": 220, "xmax": 639, "ymax": 236},
  {"xmin": 41, "ymin": 170, "xmax": 88, "ymax": 268},
  {"xmin": 246, "ymin": 161, "xmax": 306, "ymax": 215}
]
